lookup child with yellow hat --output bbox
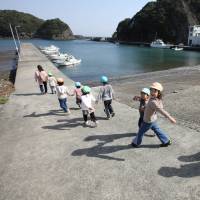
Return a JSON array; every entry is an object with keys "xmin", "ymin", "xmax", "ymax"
[{"xmin": 56, "ymin": 78, "xmax": 71, "ymax": 113}]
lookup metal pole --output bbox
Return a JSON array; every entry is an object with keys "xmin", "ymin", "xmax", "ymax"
[
  {"xmin": 9, "ymin": 24, "xmax": 21, "ymax": 60},
  {"xmin": 15, "ymin": 26, "xmax": 23, "ymax": 56},
  {"xmin": 15, "ymin": 26, "xmax": 21, "ymax": 49}
]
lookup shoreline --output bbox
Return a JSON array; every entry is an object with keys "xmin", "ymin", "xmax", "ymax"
[{"xmin": 0, "ymin": 50, "xmax": 17, "ymax": 102}]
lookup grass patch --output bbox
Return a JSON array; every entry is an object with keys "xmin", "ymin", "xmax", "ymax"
[{"xmin": 0, "ymin": 96, "xmax": 8, "ymax": 104}]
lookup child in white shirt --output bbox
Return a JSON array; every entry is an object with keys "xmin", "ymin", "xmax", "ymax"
[
  {"xmin": 48, "ymin": 72, "xmax": 57, "ymax": 94},
  {"xmin": 81, "ymin": 86, "xmax": 98, "ymax": 126},
  {"xmin": 56, "ymin": 78, "xmax": 71, "ymax": 113}
]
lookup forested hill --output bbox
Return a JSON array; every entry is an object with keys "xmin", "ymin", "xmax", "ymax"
[
  {"xmin": 0, "ymin": 10, "xmax": 74, "ymax": 40},
  {"xmin": 114, "ymin": 0, "xmax": 200, "ymax": 44}
]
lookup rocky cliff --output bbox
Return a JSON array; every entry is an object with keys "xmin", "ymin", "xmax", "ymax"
[
  {"xmin": 115, "ymin": 0, "xmax": 200, "ymax": 44},
  {"xmin": 0, "ymin": 10, "xmax": 44, "ymax": 38},
  {"xmin": 35, "ymin": 18, "xmax": 74, "ymax": 40},
  {"xmin": 0, "ymin": 10, "xmax": 74, "ymax": 40}
]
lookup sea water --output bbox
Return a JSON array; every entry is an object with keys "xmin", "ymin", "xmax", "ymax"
[{"xmin": 1, "ymin": 39, "xmax": 200, "ymax": 82}]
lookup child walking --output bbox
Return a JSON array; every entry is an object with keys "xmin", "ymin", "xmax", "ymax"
[
  {"xmin": 81, "ymin": 86, "xmax": 98, "ymax": 126},
  {"xmin": 56, "ymin": 78, "xmax": 71, "ymax": 113},
  {"xmin": 34, "ymin": 65, "xmax": 48, "ymax": 94},
  {"xmin": 96, "ymin": 76, "xmax": 115, "ymax": 119},
  {"xmin": 133, "ymin": 88, "xmax": 150, "ymax": 128},
  {"xmin": 131, "ymin": 82, "xmax": 176, "ymax": 147},
  {"xmin": 48, "ymin": 72, "xmax": 57, "ymax": 94},
  {"xmin": 72, "ymin": 82, "xmax": 82, "ymax": 108}
]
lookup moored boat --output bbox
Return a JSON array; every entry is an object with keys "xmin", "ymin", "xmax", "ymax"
[{"xmin": 150, "ymin": 39, "xmax": 171, "ymax": 48}]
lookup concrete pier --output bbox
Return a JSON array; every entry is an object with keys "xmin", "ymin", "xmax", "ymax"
[{"xmin": 0, "ymin": 43, "xmax": 199, "ymax": 200}]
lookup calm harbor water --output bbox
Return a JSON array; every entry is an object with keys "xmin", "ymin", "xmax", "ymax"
[
  {"xmin": 1, "ymin": 39, "xmax": 200, "ymax": 82},
  {"xmin": 0, "ymin": 40, "xmax": 16, "ymax": 73}
]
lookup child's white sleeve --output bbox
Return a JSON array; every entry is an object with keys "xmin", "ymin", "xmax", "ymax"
[{"xmin": 91, "ymin": 94, "xmax": 96, "ymax": 102}]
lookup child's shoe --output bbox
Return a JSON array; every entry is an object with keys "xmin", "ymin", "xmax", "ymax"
[
  {"xmin": 94, "ymin": 121, "xmax": 99, "ymax": 127},
  {"xmin": 84, "ymin": 121, "xmax": 89, "ymax": 126},
  {"xmin": 131, "ymin": 143, "xmax": 139, "ymax": 148},
  {"xmin": 111, "ymin": 112, "xmax": 115, "ymax": 117},
  {"xmin": 160, "ymin": 140, "xmax": 172, "ymax": 147}
]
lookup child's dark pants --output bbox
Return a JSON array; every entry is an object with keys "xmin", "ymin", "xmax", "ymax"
[
  {"xmin": 82, "ymin": 110, "xmax": 96, "ymax": 122},
  {"xmin": 104, "ymin": 100, "xmax": 114, "ymax": 118}
]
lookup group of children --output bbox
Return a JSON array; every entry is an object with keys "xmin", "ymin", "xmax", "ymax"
[
  {"xmin": 35, "ymin": 64, "xmax": 176, "ymax": 148},
  {"xmin": 35, "ymin": 65, "xmax": 115, "ymax": 126}
]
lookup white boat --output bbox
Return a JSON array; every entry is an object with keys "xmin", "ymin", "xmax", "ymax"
[
  {"xmin": 58, "ymin": 56, "xmax": 82, "ymax": 66},
  {"xmin": 59, "ymin": 59, "xmax": 82, "ymax": 66},
  {"xmin": 49, "ymin": 53, "xmax": 69, "ymax": 60},
  {"xmin": 39, "ymin": 45, "xmax": 82, "ymax": 66},
  {"xmin": 40, "ymin": 45, "xmax": 59, "ymax": 54},
  {"xmin": 40, "ymin": 45, "xmax": 59, "ymax": 51},
  {"xmin": 172, "ymin": 47, "xmax": 183, "ymax": 51},
  {"xmin": 53, "ymin": 59, "xmax": 66, "ymax": 64},
  {"xmin": 150, "ymin": 39, "xmax": 170, "ymax": 48}
]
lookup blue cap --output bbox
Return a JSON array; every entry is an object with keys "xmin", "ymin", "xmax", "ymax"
[
  {"xmin": 75, "ymin": 82, "xmax": 81, "ymax": 87},
  {"xmin": 100, "ymin": 76, "xmax": 108, "ymax": 83}
]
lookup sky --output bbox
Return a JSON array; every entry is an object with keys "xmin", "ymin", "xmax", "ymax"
[{"xmin": 1, "ymin": 0, "xmax": 153, "ymax": 37}]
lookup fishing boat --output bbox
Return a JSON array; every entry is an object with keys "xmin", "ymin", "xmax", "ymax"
[
  {"xmin": 172, "ymin": 47, "xmax": 183, "ymax": 51},
  {"xmin": 58, "ymin": 56, "xmax": 82, "ymax": 66},
  {"xmin": 40, "ymin": 45, "xmax": 59, "ymax": 54},
  {"xmin": 39, "ymin": 45, "xmax": 82, "ymax": 66},
  {"xmin": 150, "ymin": 39, "xmax": 170, "ymax": 48}
]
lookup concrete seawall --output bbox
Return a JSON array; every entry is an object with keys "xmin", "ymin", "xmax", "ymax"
[{"xmin": 0, "ymin": 43, "xmax": 199, "ymax": 200}]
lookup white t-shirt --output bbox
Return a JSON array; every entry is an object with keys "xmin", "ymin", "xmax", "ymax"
[
  {"xmin": 48, "ymin": 76, "xmax": 57, "ymax": 87},
  {"xmin": 56, "ymin": 85, "xmax": 69, "ymax": 99},
  {"xmin": 81, "ymin": 94, "xmax": 96, "ymax": 110}
]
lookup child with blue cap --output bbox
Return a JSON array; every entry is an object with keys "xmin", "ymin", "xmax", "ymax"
[
  {"xmin": 96, "ymin": 75, "xmax": 115, "ymax": 119},
  {"xmin": 71, "ymin": 82, "xmax": 82, "ymax": 108}
]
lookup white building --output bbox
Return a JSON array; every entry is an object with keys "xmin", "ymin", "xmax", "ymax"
[{"xmin": 188, "ymin": 25, "xmax": 200, "ymax": 46}]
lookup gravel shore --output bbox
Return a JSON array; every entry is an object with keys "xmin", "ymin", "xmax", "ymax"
[{"xmin": 111, "ymin": 65, "xmax": 200, "ymax": 132}]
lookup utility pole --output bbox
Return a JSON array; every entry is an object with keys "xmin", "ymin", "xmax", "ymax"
[
  {"xmin": 9, "ymin": 24, "xmax": 21, "ymax": 60},
  {"xmin": 15, "ymin": 25, "xmax": 22, "ymax": 56},
  {"xmin": 15, "ymin": 26, "xmax": 21, "ymax": 49}
]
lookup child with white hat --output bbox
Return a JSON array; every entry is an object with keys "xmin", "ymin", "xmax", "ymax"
[
  {"xmin": 133, "ymin": 88, "xmax": 150, "ymax": 128},
  {"xmin": 48, "ymin": 72, "xmax": 57, "ymax": 94},
  {"xmin": 131, "ymin": 82, "xmax": 176, "ymax": 147}
]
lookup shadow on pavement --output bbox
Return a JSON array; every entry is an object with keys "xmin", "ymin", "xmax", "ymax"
[
  {"xmin": 42, "ymin": 117, "xmax": 84, "ymax": 130},
  {"xmin": 57, "ymin": 116, "xmax": 108, "ymax": 123},
  {"xmin": 42, "ymin": 117, "xmax": 107, "ymax": 130},
  {"xmin": 85, "ymin": 132, "xmax": 135, "ymax": 143},
  {"xmin": 71, "ymin": 142, "xmax": 132, "ymax": 161},
  {"xmin": 178, "ymin": 152, "xmax": 200, "ymax": 162},
  {"xmin": 14, "ymin": 93, "xmax": 42, "ymax": 96},
  {"xmin": 69, "ymin": 107, "xmax": 81, "ymax": 111},
  {"xmin": 71, "ymin": 132, "xmax": 159, "ymax": 161},
  {"xmin": 158, "ymin": 152, "xmax": 200, "ymax": 178},
  {"xmin": 24, "ymin": 111, "xmax": 67, "ymax": 118}
]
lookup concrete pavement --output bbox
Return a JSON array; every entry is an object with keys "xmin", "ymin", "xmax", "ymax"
[{"xmin": 0, "ymin": 43, "xmax": 199, "ymax": 200}]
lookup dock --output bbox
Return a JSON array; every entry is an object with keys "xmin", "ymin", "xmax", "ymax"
[{"xmin": 0, "ymin": 43, "xmax": 199, "ymax": 200}]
